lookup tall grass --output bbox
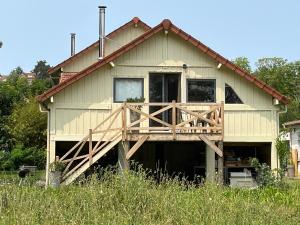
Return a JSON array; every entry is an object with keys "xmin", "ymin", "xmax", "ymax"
[{"xmin": 0, "ymin": 168, "xmax": 300, "ymax": 225}]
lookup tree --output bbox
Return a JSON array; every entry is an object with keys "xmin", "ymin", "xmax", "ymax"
[
  {"xmin": 0, "ymin": 82, "xmax": 19, "ymax": 116},
  {"xmin": 33, "ymin": 60, "xmax": 51, "ymax": 80},
  {"xmin": 7, "ymin": 66, "xmax": 23, "ymax": 85},
  {"xmin": 232, "ymin": 57, "xmax": 252, "ymax": 73},
  {"xmin": 0, "ymin": 117, "xmax": 13, "ymax": 152},
  {"xmin": 8, "ymin": 97, "xmax": 47, "ymax": 148},
  {"xmin": 255, "ymin": 58, "xmax": 300, "ymax": 125},
  {"xmin": 255, "ymin": 58, "xmax": 300, "ymax": 99}
]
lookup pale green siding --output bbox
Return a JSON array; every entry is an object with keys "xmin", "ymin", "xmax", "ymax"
[{"xmin": 51, "ymin": 31, "xmax": 279, "ymax": 142}]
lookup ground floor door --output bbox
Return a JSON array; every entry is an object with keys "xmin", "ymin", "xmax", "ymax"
[{"xmin": 149, "ymin": 73, "xmax": 181, "ymax": 126}]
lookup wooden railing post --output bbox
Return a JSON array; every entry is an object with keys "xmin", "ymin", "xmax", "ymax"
[
  {"xmin": 221, "ymin": 101, "xmax": 224, "ymax": 139},
  {"xmin": 89, "ymin": 129, "xmax": 92, "ymax": 166},
  {"xmin": 122, "ymin": 103, "xmax": 127, "ymax": 141},
  {"xmin": 172, "ymin": 100, "xmax": 176, "ymax": 140}
]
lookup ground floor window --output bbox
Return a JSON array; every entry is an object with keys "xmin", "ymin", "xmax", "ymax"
[
  {"xmin": 187, "ymin": 79, "xmax": 216, "ymax": 102},
  {"xmin": 114, "ymin": 78, "xmax": 144, "ymax": 102}
]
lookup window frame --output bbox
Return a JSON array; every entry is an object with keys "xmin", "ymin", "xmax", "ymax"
[
  {"xmin": 224, "ymin": 83, "xmax": 244, "ymax": 104},
  {"xmin": 186, "ymin": 79, "xmax": 216, "ymax": 103},
  {"xmin": 113, "ymin": 78, "xmax": 144, "ymax": 103}
]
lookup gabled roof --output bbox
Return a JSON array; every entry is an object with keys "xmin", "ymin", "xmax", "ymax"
[
  {"xmin": 59, "ymin": 72, "xmax": 77, "ymax": 83},
  {"xmin": 48, "ymin": 17, "xmax": 151, "ymax": 74},
  {"xmin": 38, "ymin": 19, "xmax": 289, "ymax": 104}
]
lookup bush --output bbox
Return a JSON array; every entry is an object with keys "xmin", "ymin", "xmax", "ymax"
[
  {"xmin": 0, "ymin": 145, "xmax": 46, "ymax": 170},
  {"xmin": 276, "ymin": 135, "xmax": 290, "ymax": 169},
  {"xmin": 8, "ymin": 97, "xmax": 47, "ymax": 148},
  {"xmin": 251, "ymin": 158, "xmax": 283, "ymax": 187}
]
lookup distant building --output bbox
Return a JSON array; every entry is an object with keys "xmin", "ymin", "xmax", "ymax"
[
  {"xmin": 0, "ymin": 75, "xmax": 7, "ymax": 82},
  {"xmin": 20, "ymin": 72, "xmax": 36, "ymax": 85}
]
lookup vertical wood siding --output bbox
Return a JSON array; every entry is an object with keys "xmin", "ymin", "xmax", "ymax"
[{"xmin": 51, "ymin": 31, "xmax": 279, "ymax": 142}]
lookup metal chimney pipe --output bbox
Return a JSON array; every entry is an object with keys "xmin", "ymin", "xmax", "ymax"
[
  {"xmin": 98, "ymin": 6, "xmax": 106, "ymax": 59},
  {"xmin": 70, "ymin": 33, "xmax": 76, "ymax": 56}
]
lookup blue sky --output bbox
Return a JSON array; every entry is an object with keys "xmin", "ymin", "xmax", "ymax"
[{"xmin": 0, "ymin": 0, "xmax": 299, "ymax": 75}]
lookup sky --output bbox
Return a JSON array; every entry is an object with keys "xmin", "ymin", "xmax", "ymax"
[{"xmin": 0, "ymin": 0, "xmax": 299, "ymax": 75}]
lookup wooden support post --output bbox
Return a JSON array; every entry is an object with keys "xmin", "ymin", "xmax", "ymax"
[
  {"xmin": 217, "ymin": 141, "xmax": 224, "ymax": 184},
  {"xmin": 118, "ymin": 141, "xmax": 129, "ymax": 171},
  {"xmin": 89, "ymin": 129, "xmax": 92, "ymax": 166},
  {"xmin": 221, "ymin": 101, "xmax": 224, "ymax": 139},
  {"xmin": 206, "ymin": 144, "xmax": 215, "ymax": 182},
  {"xmin": 172, "ymin": 100, "xmax": 176, "ymax": 140},
  {"xmin": 122, "ymin": 103, "xmax": 127, "ymax": 141},
  {"xmin": 55, "ymin": 156, "xmax": 59, "ymax": 162}
]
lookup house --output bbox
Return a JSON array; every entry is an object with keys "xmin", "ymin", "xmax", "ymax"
[
  {"xmin": 38, "ymin": 7, "xmax": 289, "ymax": 186},
  {"xmin": 0, "ymin": 75, "xmax": 7, "ymax": 82},
  {"xmin": 283, "ymin": 120, "xmax": 300, "ymax": 176},
  {"xmin": 0, "ymin": 74, "xmax": 7, "ymax": 82},
  {"xmin": 20, "ymin": 72, "xmax": 36, "ymax": 85}
]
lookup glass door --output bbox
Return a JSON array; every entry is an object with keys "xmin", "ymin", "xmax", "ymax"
[{"xmin": 149, "ymin": 73, "xmax": 180, "ymax": 126}]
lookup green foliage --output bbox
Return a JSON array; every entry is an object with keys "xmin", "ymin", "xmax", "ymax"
[
  {"xmin": 126, "ymin": 97, "xmax": 145, "ymax": 110},
  {"xmin": 255, "ymin": 58, "xmax": 300, "ymax": 99},
  {"xmin": 6, "ymin": 66, "xmax": 23, "ymax": 85},
  {"xmin": 8, "ymin": 98, "xmax": 47, "ymax": 148},
  {"xmin": 0, "ymin": 117, "xmax": 13, "ymax": 152},
  {"xmin": 33, "ymin": 60, "xmax": 51, "ymax": 80},
  {"xmin": 1, "ymin": 170, "xmax": 300, "ymax": 224},
  {"xmin": 0, "ymin": 82, "xmax": 19, "ymax": 116},
  {"xmin": 253, "ymin": 58, "xmax": 300, "ymax": 125},
  {"xmin": 276, "ymin": 135, "xmax": 290, "ymax": 169},
  {"xmin": 30, "ymin": 78, "xmax": 51, "ymax": 96},
  {"xmin": 49, "ymin": 161, "xmax": 65, "ymax": 172},
  {"xmin": 280, "ymin": 99, "xmax": 300, "ymax": 125},
  {"xmin": 126, "ymin": 97, "xmax": 145, "ymax": 103},
  {"xmin": 232, "ymin": 57, "xmax": 252, "ymax": 73},
  {"xmin": 251, "ymin": 158, "xmax": 283, "ymax": 187},
  {"xmin": 0, "ymin": 145, "xmax": 46, "ymax": 170},
  {"xmin": 0, "ymin": 63, "xmax": 51, "ymax": 171}
]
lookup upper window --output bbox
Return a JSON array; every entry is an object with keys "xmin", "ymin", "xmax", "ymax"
[
  {"xmin": 114, "ymin": 78, "xmax": 144, "ymax": 102},
  {"xmin": 187, "ymin": 79, "xmax": 216, "ymax": 102},
  {"xmin": 225, "ymin": 83, "xmax": 243, "ymax": 104}
]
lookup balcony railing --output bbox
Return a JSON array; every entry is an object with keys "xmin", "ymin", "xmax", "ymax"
[{"xmin": 122, "ymin": 101, "xmax": 224, "ymax": 140}]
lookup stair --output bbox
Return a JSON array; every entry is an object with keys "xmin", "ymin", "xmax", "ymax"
[{"xmin": 61, "ymin": 134, "xmax": 122, "ymax": 185}]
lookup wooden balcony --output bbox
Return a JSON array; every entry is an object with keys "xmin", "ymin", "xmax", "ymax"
[
  {"xmin": 57, "ymin": 101, "xmax": 224, "ymax": 184},
  {"xmin": 122, "ymin": 101, "xmax": 224, "ymax": 142}
]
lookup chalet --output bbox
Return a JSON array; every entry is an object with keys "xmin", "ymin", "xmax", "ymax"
[{"xmin": 38, "ymin": 7, "xmax": 289, "ymax": 186}]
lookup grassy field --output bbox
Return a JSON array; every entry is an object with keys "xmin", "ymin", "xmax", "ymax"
[{"xmin": 0, "ymin": 169, "xmax": 300, "ymax": 225}]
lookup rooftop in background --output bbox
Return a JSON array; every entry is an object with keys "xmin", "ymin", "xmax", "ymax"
[
  {"xmin": 0, "ymin": 75, "xmax": 8, "ymax": 82},
  {"xmin": 20, "ymin": 72, "xmax": 36, "ymax": 85},
  {"xmin": 283, "ymin": 120, "xmax": 300, "ymax": 127}
]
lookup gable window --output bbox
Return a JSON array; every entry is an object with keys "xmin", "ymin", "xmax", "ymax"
[
  {"xmin": 225, "ymin": 83, "xmax": 243, "ymax": 104},
  {"xmin": 187, "ymin": 79, "xmax": 216, "ymax": 102},
  {"xmin": 114, "ymin": 78, "xmax": 144, "ymax": 102}
]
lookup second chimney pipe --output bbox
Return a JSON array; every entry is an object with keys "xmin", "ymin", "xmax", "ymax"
[
  {"xmin": 70, "ymin": 33, "xmax": 76, "ymax": 56},
  {"xmin": 98, "ymin": 6, "xmax": 106, "ymax": 59}
]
